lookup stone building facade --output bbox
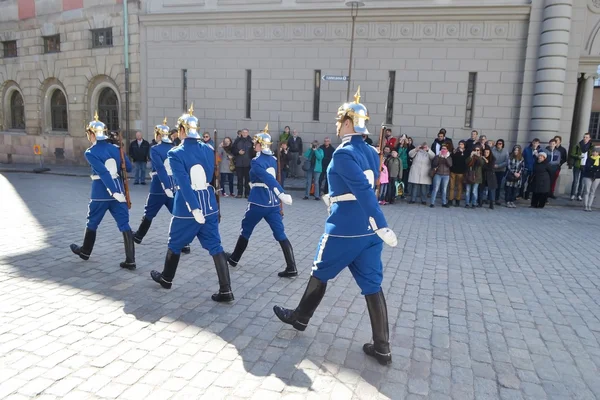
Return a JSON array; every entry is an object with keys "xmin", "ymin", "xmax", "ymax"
[
  {"xmin": 139, "ymin": 0, "xmax": 600, "ymax": 155},
  {"xmin": 0, "ymin": 0, "xmax": 141, "ymax": 165}
]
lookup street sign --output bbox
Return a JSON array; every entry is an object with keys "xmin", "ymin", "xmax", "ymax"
[{"xmin": 322, "ymin": 75, "xmax": 349, "ymax": 82}]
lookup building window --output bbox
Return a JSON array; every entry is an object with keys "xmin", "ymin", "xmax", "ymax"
[
  {"xmin": 385, "ymin": 71, "xmax": 396, "ymax": 126},
  {"xmin": 245, "ymin": 69, "xmax": 252, "ymax": 119},
  {"xmin": 51, "ymin": 90, "xmax": 68, "ymax": 131},
  {"xmin": 10, "ymin": 91, "xmax": 25, "ymax": 129},
  {"xmin": 91, "ymin": 28, "xmax": 113, "ymax": 48},
  {"xmin": 98, "ymin": 87, "xmax": 119, "ymax": 132},
  {"xmin": 182, "ymin": 69, "xmax": 188, "ymax": 111},
  {"xmin": 3, "ymin": 41, "xmax": 17, "ymax": 58},
  {"xmin": 589, "ymin": 112, "xmax": 600, "ymax": 140},
  {"xmin": 464, "ymin": 72, "xmax": 477, "ymax": 128},
  {"xmin": 313, "ymin": 70, "xmax": 321, "ymax": 121},
  {"xmin": 43, "ymin": 35, "xmax": 60, "ymax": 53}
]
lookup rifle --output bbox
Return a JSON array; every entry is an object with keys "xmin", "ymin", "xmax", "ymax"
[
  {"xmin": 277, "ymin": 147, "xmax": 284, "ymax": 217},
  {"xmin": 117, "ymin": 132, "xmax": 132, "ymax": 209},
  {"xmin": 375, "ymin": 124, "xmax": 386, "ymax": 199},
  {"xmin": 214, "ymin": 129, "xmax": 221, "ymax": 223}
]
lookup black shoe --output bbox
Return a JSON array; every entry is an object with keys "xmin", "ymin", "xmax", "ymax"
[
  {"xmin": 303, "ymin": 196, "xmax": 309, "ymax": 200},
  {"xmin": 134, "ymin": 182, "xmax": 139, "ymax": 185},
  {"xmin": 273, "ymin": 275, "xmax": 326, "ymax": 331},
  {"xmin": 227, "ymin": 236, "xmax": 248, "ymax": 267},
  {"xmin": 495, "ymin": 201, "xmax": 502, "ymax": 206},
  {"xmin": 212, "ymin": 252, "xmax": 234, "ymax": 302},
  {"xmin": 455, "ymin": 200, "xmax": 460, "ymax": 207},
  {"xmin": 363, "ymin": 290, "xmax": 392, "ymax": 366},
  {"xmin": 429, "ymin": 204, "xmax": 435, "ymax": 208},
  {"xmin": 133, "ymin": 217, "xmax": 152, "ymax": 244},
  {"xmin": 465, "ymin": 204, "xmax": 470, "ymax": 208},
  {"xmin": 278, "ymin": 239, "xmax": 298, "ymax": 278},
  {"xmin": 70, "ymin": 228, "xmax": 96, "ymax": 261},
  {"xmin": 181, "ymin": 245, "xmax": 191, "ymax": 254},
  {"xmin": 150, "ymin": 270, "xmax": 172, "ymax": 289},
  {"xmin": 120, "ymin": 230, "xmax": 136, "ymax": 270},
  {"xmin": 421, "ymin": 201, "xmax": 426, "ymax": 205},
  {"xmin": 489, "ymin": 202, "xmax": 494, "ymax": 210},
  {"xmin": 442, "ymin": 204, "xmax": 450, "ymax": 208},
  {"xmin": 408, "ymin": 201, "xmax": 415, "ymax": 204},
  {"xmin": 549, "ymin": 195, "xmax": 557, "ymax": 199},
  {"xmin": 141, "ymin": 182, "xmax": 146, "ymax": 185},
  {"xmin": 314, "ymin": 197, "xmax": 320, "ymax": 201}
]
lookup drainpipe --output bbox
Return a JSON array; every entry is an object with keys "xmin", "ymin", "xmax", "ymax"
[{"xmin": 123, "ymin": 0, "xmax": 130, "ymax": 144}]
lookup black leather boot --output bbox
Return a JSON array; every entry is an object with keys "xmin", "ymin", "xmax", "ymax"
[
  {"xmin": 278, "ymin": 239, "xmax": 298, "ymax": 278},
  {"xmin": 363, "ymin": 290, "xmax": 392, "ymax": 365},
  {"xmin": 120, "ymin": 230, "xmax": 136, "ymax": 270},
  {"xmin": 227, "ymin": 236, "xmax": 248, "ymax": 267},
  {"xmin": 151, "ymin": 249, "xmax": 180, "ymax": 289},
  {"xmin": 212, "ymin": 252, "xmax": 234, "ymax": 302},
  {"xmin": 133, "ymin": 217, "xmax": 152, "ymax": 244},
  {"xmin": 489, "ymin": 201, "xmax": 494, "ymax": 210},
  {"xmin": 70, "ymin": 228, "xmax": 96, "ymax": 261},
  {"xmin": 181, "ymin": 245, "xmax": 191, "ymax": 254},
  {"xmin": 273, "ymin": 275, "xmax": 326, "ymax": 331}
]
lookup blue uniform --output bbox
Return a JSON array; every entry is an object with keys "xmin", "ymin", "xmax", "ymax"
[
  {"xmin": 312, "ymin": 135, "xmax": 389, "ymax": 295},
  {"xmin": 85, "ymin": 140, "xmax": 132, "ymax": 232},
  {"xmin": 167, "ymin": 138, "xmax": 222, "ymax": 255},
  {"xmin": 143, "ymin": 142, "xmax": 175, "ymax": 219},
  {"xmin": 240, "ymin": 153, "xmax": 287, "ymax": 241}
]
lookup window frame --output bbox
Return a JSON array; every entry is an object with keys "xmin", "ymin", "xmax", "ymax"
[
  {"xmin": 385, "ymin": 71, "xmax": 396, "ymax": 126},
  {"xmin": 3, "ymin": 40, "xmax": 17, "ymax": 58},
  {"xmin": 10, "ymin": 91, "xmax": 25, "ymax": 130},
  {"xmin": 43, "ymin": 35, "xmax": 61, "ymax": 54},
  {"xmin": 589, "ymin": 112, "xmax": 600, "ymax": 141},
  {"xmin": 313, "ymin": 70, "xmax": 321, "ymax": 122},
  {"xmin": 91, "ymin": 28, "xmax": 113, "ymax": 49},
  {"xmin": 245, "ymin": 69, "xmax": 252, "ymax": 119},
  {"xmin": 464, "ymin": 72, "xmax": 477, "ymax": 128},
  {"xmin": 50, "ymin": 89, "xmax": 68, "ymax": 131}
]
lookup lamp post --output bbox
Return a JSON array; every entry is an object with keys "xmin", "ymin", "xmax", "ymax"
[{"xmin": 345, "ymin": 0, "xmax": 365, "ymax": 101}]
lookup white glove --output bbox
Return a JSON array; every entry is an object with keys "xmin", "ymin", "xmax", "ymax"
[
  {"xmin": 113, "ymin": 193, "xmax": 126, "ymax": 203},
  {"xmin": 164, "ymin": 189, "xmax": 174, "ymax": 198},
  {"xmin": 191, "ymin": 209, "xmax": 205, "ymax": 224},
  {"xmin": 376, "ymin": 228, "xmax": 398, "ymax": 248},
  {"xmin": 278, "ymin": 193, "xmax": 292, "ymax": 206}
]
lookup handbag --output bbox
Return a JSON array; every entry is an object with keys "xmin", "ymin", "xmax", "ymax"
[
  {"xmin": 429, "ymin": 167, "xmax": 438, "ymax": 178},
  {"xmin": 302, "ymin": 158, "xmax": 311, "ymax": 172},
  {"xmin": 505, "ymin": 170, "xmax": 518, "ymax": 183},
  {"xmin": 229, "ymin": 158, "xmax": 236, "ymax": 172},
  {"xmin": 465, "ymin": 167, "xmax": 476, "ymax": 184}
]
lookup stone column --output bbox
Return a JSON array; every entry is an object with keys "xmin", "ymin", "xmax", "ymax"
[
  {"xmin": 530, "ymin": 0, "xmax": 573, "ymax": 142},
  {"xmin": 577, "ymin": 73, "xmax": 596, "ymax": 138}
]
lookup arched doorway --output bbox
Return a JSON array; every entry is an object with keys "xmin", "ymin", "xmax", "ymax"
[
  {"xmin": 98, "ymin": 87, "xmax": 119, "ymax": 132},
  {"xmin": 10, "ymin": 91, "xmax": 25, "ymax": 129}
]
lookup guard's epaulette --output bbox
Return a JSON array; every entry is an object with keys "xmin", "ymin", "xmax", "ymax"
[
  {"xmin": 204, "ymin": 143, "xmax": 215, "ymax": 151},
  {"xmin": 112, "ymin": 144, "xmax": 119, "ymax": 148}
]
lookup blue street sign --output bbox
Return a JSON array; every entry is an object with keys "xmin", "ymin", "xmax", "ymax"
[{"xmin": 322, "ymin": 75, "xmax": 349, "ymax": 81}]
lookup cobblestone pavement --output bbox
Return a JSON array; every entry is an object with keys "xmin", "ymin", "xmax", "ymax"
[{"xmin": 1, "ymin": 172, "xmax": 600, "ymax": 400}]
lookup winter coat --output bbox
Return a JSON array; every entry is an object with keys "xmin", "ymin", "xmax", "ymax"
[
  {"xmin": 385, "ymin": 156, "xmax": 402, "ymax": 179},
  {"xmin": 218, "ymin": 146, "xmax": 234, "ymax": 174},
  {"xmin": 465, "ymin": 156, "xmax": 483, "ymax": 184},
  {"xmin": 505, "ymin": 157, "xmax": 524, "ymax": 188},
  {"xmin": 570, "ymin": 140, "xmax": 593, "ymax": 169},
  {"xmin": 129, "ymin": 139, "xmax": 150, "ymax": 162},
  {"xmin": 232, "ymin": 136, "xmax": 254, "ymax": 168},
  {"xmin": 481, "ymin": 155, "xmax": 497, "ymax": 190},
  {"xmin": 288, "ymin": 136, "xmax": 303, "ymax": 153},
  {"xmin": 583, "ymin": 156, "xmax": 600, "ymax": 180},
  {"xmin": 491, "ymin": 147, "xmax": 509, "ymax": 172},
  {"xmin": 450, "ymin": 150, "xmax": 468, "ymax": 174},
  {"xmin": 320, "ymin": 144, "xmax": 335, "ymax": 171},
  {"xmin": 396, "ymin": 146, "xmax": 408, "ymax": 170},
  {"xmin": 432, "ymin": 154, "xmax": 452, "ymax": 176},
  {"xmin": 408, "ymin": 148, "xmax": 435, "ymax": 185},
  {"xmin": 530, "ymin": 160, "xmax": 553, "ymax": 193},
  {"xmin": 522, "ymin": 144, "xmax": 541, "ymax": 172},
  {"xmin": 303, "ymin": 147, "xmax": 324, "ymax": 173}
]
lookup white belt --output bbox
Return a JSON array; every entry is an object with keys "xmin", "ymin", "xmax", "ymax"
[
  {"xmin": 322, "ymin": 193, "xmax": 357, "ymax": 214},
  {"xmin": 250, "ymin": 183, "xmax": 268, "ymax": 189},
  {"xmin": 175, "ymin": 185, "xmax": 214, "ymax": 191},
  {"xmin": 91, "ymin": 174, "xmax": 118, "ymax": 180},
  {"xmin": 150, "ymin": 172, "xmax": 157, "ymax": 176}
]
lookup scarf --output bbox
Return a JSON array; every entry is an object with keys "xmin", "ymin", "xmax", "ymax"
[{"xmin": 592, "ymin": 155, "xmax": 600, "ymax": 167}]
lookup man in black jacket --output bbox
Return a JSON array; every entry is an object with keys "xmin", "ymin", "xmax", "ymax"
[
  {"xmin": 129, "ymin": 131, "xmax": 150, "ymax": 184},
  {"xmin": 232, "ymin": 129, "xmax": 254, "ymax": 198},
  {"xmin": 318, "ymin": 137, "xmax": 335, "ymax": 194},
  {"xmin": 287, "ymin": 130, "xmax": 303, "ymax": 178}
]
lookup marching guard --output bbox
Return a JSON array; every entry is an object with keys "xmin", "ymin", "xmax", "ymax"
[
  {"xmin": 227, "ymin": 124, "xmax": 295, "ymax": 277},
  {"xmin": 273, "ymin": 88, "xmax": 398, "ymax": 365},
  {"xmin": 132, "ymin": 118, "xmax": 190, "ymax": 254},
  {"xmin": 70, "ymin": 112, "xmax": 136, "ymax": 270},
  {"xmin": 150, "ymin": 105, "xmax": 233, "ymax": 302}
]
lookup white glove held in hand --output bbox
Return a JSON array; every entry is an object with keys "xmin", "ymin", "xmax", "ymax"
[
  {"xmin": 376, "ymin": 228, "xmax": 398, "ymax": 248},
  {"xmin": 164, "ymin": 189, "xmax": 174, "ymax": 198},
  {"xmin": 113, "ymin": 193, "xmax": 127, "ymax": 203},
  {"xmin": 192, "ymin": 209, "xmax": 205, "ymax": 224},
  {"xmin": 278, "ymin": 193, "xmax": 293, "ymax": 206}
]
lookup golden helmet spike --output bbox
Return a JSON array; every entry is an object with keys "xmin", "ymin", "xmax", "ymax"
[
  {"xmin": 263, "ymin": 123, "xmax": 269, "ymax": 134},
  {"xmin": 94, "ymin": 110, "xmax": 99, "ymax": 122},
  {"xmin": 163, "ymin": 117, "xmax": 168, "ymax": 125},
  {"xmin": 353, "ymin": 86, "xmax": 361, "ymax": 104},
  {"xmin": 188, "ymin": 102, "xmax": 194, "ymax": 116}
]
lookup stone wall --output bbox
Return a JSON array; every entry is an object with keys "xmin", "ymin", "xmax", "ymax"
[
  {"xmin": 140, "ymin": 5, "xmax": 530, "ymax": 148},
  {"xmin": 0, "ymin": 0, "xmax": 141, "ymax": 165}
]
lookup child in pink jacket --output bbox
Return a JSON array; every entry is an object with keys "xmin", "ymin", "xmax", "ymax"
[{"xmin": 379, "ymin": 162, "xmax": 389, "ymax": 205}]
